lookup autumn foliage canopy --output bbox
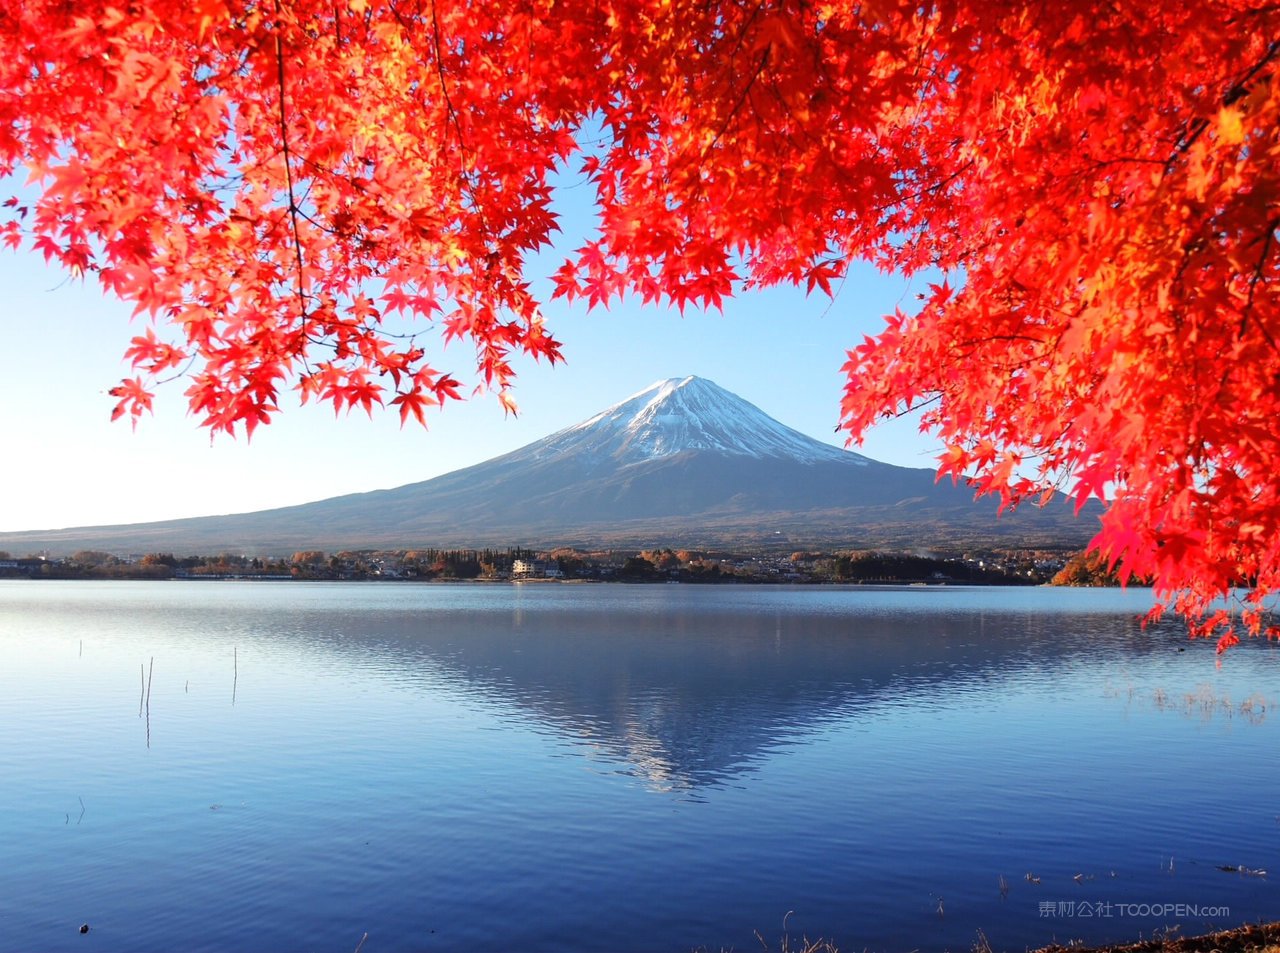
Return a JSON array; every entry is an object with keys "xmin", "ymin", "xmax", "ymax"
[{"xmin": 1, "ymin": 0, "xmax": 1278, "ymax": 646}]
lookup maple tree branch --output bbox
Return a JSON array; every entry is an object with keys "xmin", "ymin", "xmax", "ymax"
[
  {"xmin": 300, "ymin": 316, "xmax": 422, "ymax": 348},
  {"xmin": 724, "ymin": 0, "xmax": 769, "ymax": 62},
  {"xmin": 385, "ymin": 0, "xmax": 495, "ymax": 268},
  {"xmin": 892, "ymin": 393, "xmax": 940, "ymax": 418},
  {"xmin": 955, "ymin": 333, "xmax": 1047, "ymax": 348},
  {"xmin": 272, "ymin": 0, "xmax": 309, "ymax": 320},
  {"xmin": 704, "ymin": 49, "xmax": 771, "ymax": 162},
  {"xmin": 1169, "ymin": 235, "xmax": 1207, "ymax": 307},
  {"xmin": 1079, "ymin": 155, "xmax": 1165, "ymax": 172},
  {"xmin": 424, "ymin": 0, "xmax": 467, "ymax": 150},
  {"xmin": 876, "ymin": 159, "xmax": 977, "ymax": 215},
  {"xmin": 1165, "ymin": 37, "xmax": 1280, "ymax": 171},
  {"xmin": 1242, "ymin": 219, "xmax": 1280, "ymax": 355},
  {"xmin": 1222, "ymin": 37, "xmax": 1280, "ymax": 106},
  {"xmin": 154, "ymin": 353, "xmax": 200, "ymax": 387}
]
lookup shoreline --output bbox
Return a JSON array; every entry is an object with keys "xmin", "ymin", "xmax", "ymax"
[
  {"xmin": 767, "ymin": 922, "xmax": 1280, "ymax": 953},
  {"xmin": 1029, "ymin": 919, "xmax": 1280, "ymax": 952}
]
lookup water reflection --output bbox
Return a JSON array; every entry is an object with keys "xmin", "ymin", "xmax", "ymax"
[
  {"xmin": 0, "ymin": 582, "xmax": 1250, "ymax": 791},
  {"xmin": 236, "ymin": 588, "xmax": 1201, "ymax": 791}
]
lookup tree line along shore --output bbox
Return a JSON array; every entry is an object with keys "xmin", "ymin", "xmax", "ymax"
[{"xmin": 1, "ymin": 546, "xmax": 1126, "ymax": 586}]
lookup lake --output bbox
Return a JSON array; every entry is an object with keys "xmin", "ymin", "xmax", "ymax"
[{"xmin": 0, "ymin": 581, "xmax": 1276, "ymax": 952}]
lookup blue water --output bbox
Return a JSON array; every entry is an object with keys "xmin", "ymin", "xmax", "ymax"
[{"xmin": 0, "ymin": 581, "xmax": 1276, "ymax": 952}]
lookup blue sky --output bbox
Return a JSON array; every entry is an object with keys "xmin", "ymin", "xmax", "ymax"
[{"xmin": 0, "ymin": 219, "xmax": 940, "ymax": 534}]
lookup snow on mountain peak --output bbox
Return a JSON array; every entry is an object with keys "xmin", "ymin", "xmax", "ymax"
[{"xmin": 539, "ymin": 376, "xmax": 868, "ymax": 465}]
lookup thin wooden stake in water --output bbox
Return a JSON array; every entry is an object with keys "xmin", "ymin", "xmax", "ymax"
[
  {"xmin": 145, "ymin": 657, "xmax": 154, "ymax": 749},
  {"xmin": 354, "ymin": 933, "xmax": 368, "ymax": 953}
]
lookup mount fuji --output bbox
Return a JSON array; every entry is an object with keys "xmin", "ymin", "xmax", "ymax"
[{"xmin": 0, "ymin": 376, "xmax": 1096, "ymax": 554}]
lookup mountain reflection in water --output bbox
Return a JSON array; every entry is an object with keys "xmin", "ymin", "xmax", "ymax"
[{"xmin": 229, "ymin": 584, "xmax": 1176, "ymax": 791}]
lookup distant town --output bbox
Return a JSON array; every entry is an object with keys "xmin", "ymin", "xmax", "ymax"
[{"xmin": 0, "ymin": 546, "xmax": 1121, "ymax": 586}]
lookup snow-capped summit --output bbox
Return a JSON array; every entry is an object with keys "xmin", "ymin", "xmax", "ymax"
[{"xmin": 530, "ymin": 376, "xmax": 867, "ymax": 466}]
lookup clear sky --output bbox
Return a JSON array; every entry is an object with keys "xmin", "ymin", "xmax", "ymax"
[{"xmin": 0, "ymin": 203, "xmax": 940, "ymax": 534}]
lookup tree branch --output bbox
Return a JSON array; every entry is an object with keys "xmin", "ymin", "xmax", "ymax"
[{"xmin": 273, "ymin": 0, "xmax": 309, "ymax": 319}]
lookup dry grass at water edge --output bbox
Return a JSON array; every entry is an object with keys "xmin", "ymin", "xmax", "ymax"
[
  {"xmin": 1026, "ymin": 919, "xmax": 1280, "ymax": 953},
  {"xmin": 722, "ymin": 921, "xmax": 1280, "ymax": 953},
  {"xmin": 1103, "ymin": 682, "xmax": 1273, "ymax": 726}
]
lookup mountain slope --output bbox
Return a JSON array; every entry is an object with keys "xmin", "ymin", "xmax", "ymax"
[{"xmin": 0, "ymin": 377, "xmax": 1097, "ymax": 555}]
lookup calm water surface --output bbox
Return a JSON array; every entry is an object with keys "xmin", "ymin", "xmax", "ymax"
[{"xmin": 0, "ymin": 581, "xmax": 1276, "ymax": 952}]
